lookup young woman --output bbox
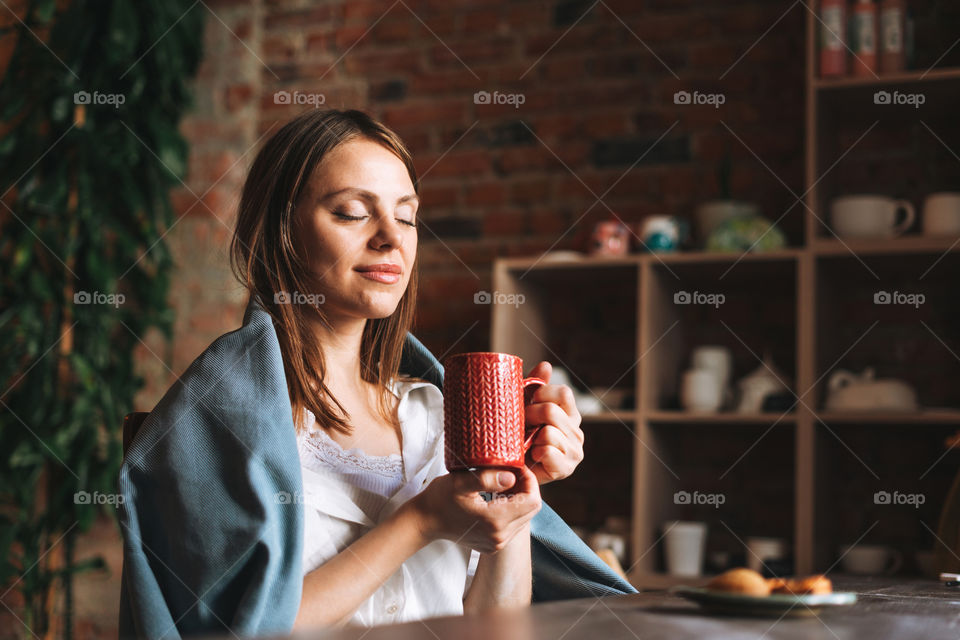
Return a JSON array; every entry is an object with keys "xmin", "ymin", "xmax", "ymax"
[
  {"xmin": 231, "ymin": 108, "xmax": 585, "ymax": 628},
  {"xmin": 118, "ymin": 109, "xmax": 633, "ymax": 639}
]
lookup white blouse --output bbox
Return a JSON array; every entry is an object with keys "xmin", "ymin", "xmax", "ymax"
[{"xmin": 296, "ymin": 378, "xmax": 481, "ymax": 627}]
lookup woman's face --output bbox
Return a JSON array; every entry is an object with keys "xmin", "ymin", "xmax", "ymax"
[{"xmin": 295, "ymin": 138, "xmax": 418, "ymax": 322}]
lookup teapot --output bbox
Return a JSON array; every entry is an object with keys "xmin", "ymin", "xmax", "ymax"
[
  {"xmin": 736, "ymin": 353, "xmax": 791, "ymax": 414},
  {"xmin": 824, "ymin": 367, "xmax": 918, "ymax": 412}
]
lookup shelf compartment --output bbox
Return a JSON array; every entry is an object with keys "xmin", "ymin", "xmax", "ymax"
[
  {"xmin": 812, "ymin": 422, "xmax": 960, "ymax": 575},
  {"xmin": 633, "ymin": 421, "xmax": 795, "ymax": 576},
  {"xmin": 641, "ymin": 258, "xmax": 798, "ymax": 414},
  {"xmin": 492, "ymin": 261, "xmax": 639, "ymax": 396},
  {"xmin": 813, "ymin": 252, "xmax": 960, "ymax": 413},
  {"xmin": 540, "ymin": 418, "xmax": 635, "ymax": 536}
]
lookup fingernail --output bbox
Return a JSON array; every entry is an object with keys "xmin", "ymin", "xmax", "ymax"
[{"xmin": 497, "ymin": 472, "xmax": 511, "ymax": 485}]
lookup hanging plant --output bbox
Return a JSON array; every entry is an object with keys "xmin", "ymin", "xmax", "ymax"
[{"xmin": 0, "ymin": 1, "xmax": 203, "ymax": 637}]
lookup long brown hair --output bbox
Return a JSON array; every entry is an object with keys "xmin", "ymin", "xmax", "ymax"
[{"xmin": 230, "ymin": 109, "xmax": 420, "ymax": 436}]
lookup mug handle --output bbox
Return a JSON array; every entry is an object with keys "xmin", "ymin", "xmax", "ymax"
[
  {"xmin": 892, "ymin": 200, "xmax": 916, "ymax": 236},
  {"xmin": 521, "ymin": 377, "xmax": 548, "ymax": 454}
]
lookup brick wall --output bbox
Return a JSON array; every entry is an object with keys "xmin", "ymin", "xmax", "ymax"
[
  {"xmin": 0, "ymin": 0, "xmax": 807, "ymax": 407},
  {"xmin": 130, "ymin": 0, "xmax": 806, "ymax": 407}
]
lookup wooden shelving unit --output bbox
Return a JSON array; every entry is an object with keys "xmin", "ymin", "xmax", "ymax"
[{"xmin": 490, "ymin": 8, "xmax": 960, "ymax": 590}]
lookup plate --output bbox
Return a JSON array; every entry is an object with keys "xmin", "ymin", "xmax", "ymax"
[{"xmin": 672, "ymin": 586, "xmax": 857, "ymax": 618}]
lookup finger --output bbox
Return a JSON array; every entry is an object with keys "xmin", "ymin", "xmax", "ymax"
[
  {"xmin": 526, "ymin": 361, "xmax": 552, "ymax": 384},
  {"xmin": 529, "ymin": 445, "xmax": 574, "ymax": 479},
  {"xmin": 526, "ymin": 403, "xmax": 583, "ymax": 445},
  {"xmin": 527, "ymin": 384, "xmax": 578, "ymax": 418},
  {"xmin": 530, "ymin": 425, "xmax": 569, "ymax": 457},
  {"xmin": 511, "ymin": 463, "xmax": 540, "ymax": 493},
  {"xmin": 455, "ymin": 468, "xmax": 516, "ymax": 493}
]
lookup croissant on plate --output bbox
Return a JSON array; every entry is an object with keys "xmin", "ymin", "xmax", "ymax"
[{"xmin": 706, "ymin": 568, "xmax": 833, "ymax": 596}]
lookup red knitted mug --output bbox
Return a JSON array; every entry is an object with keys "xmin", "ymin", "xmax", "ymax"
[{"xmin": 443, "ymin": 352, "xmax": 546, "ymax": 470}]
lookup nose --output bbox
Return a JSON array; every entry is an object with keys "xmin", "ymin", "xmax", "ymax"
[{"xmin": 368, "ymin": 213, "xmax": 404, "ymax": 251}]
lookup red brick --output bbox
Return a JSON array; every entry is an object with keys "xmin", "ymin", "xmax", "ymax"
[
  {"xmin": 304, "ymin": 32, "xmax": 328, "ymax": 55},
  {"xmin": 334, "ymin": 25, "xmax": 370, "ymax": 50},
  {"xmin": 465, "ymin": 181, "xmax": 506, "ymax": 206},
  {"xmin": 507, "ymin": 4, "xmax": 549, "ymax": 28},
  {"xmin": 483, "ymin": 210, "xmax": 526, "ymax": 236},
  {"xmin": 540, "ymin": 57, "xmax": 587, "ymax": 82},
  {"xmin": 535, "ymin": 114, "xmax": 580, "ymax": 139},
  {"xmin": 414, "ymin": 150, "xmax": 491, "ymax": 179},
  {"xmin": 421, "ymin": 273, "xmax": 483, "ymax": 300},
  {"xmin": 343, "ymin": 0, "xmax": 398, "ymax": 22},
  {"xmin": 524, "ymin": 25, "xmax": 623, "ymax": 57},
  {"xmin": 419, "ymin": 183, "xmax": 460, "ymax": 207},
  {"xmin": 528, "ymin": 209, "xmax": 573, "ymax": 236},
  {"xmin": 508, "ymin": 179, "xmax": 551, "ymax": 205},
  {"xmin": 626, "ymin": 13, "xmax": 713, "ymax": 43},
  {"xmin": 382, "ymin": 101, "xmax": 466, "ymax": 128},
  {"xmin": 263, "ymin": 34, "xmax": 300, "ymax": 60},
  {"xmin": 430, "ymin": 37, "xmax": 515, "ymax": 68},
  {"xmin": 369, "ymin": 18, "xmax": 415, "ymax": 44},
  {"xmin": 496, "ymin": 147, "xmax": 558, "ymax": 173},
  {"xmin": 264, "ymin": 5, "xmax": 335, "ymax": 30},
  {"xmin": 459, "ymin": 9, "xmax": 501, "ymax": 33},
  {"xmin": 343, "ymin": 49, "xmax": 423, "ymax": 75},
  {"xmin": 223, "ymin": 84, "xmax": 253, "ymax": 112},
  {"xmin": 409, "ymin": 69, "xmax": 478, "ymax": 94}
]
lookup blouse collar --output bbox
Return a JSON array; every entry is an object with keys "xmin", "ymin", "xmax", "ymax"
[{"xmin": 299, "ymin": 378, "xmax": 446, "ymax": 527}]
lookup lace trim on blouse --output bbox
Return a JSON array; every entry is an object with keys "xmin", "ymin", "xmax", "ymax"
[{"xmin": 298, "ymin": 409, "xmax": 404, "ymax": 478}]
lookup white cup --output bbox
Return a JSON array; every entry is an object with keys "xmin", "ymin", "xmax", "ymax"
[
  {"xmin": 681, "ymin": 369, "xmax": 723, "ymax": 413},
  {"xmin": 840, "ymin": 544, "xmax": 903, "ymax": 575},
  {"xmin": 691, "ymin": 345, "xmax": 733, "ymax": 388},
  {"xmin": 830, "ymin": 195, "xmax": 916, "ymax": 239},
  {"xmin": 923, "ymin": 192, "xmax": 960, "ymax": 236},
  {"xmin": 663, "ymin": 520, "xmax": 707, "ymax": 577},
  {"xmin": 746, "ymin": 537, "xmax": 788, "ymax": 573},
  {"xmin": 588, "ymin": 531, "xmax": 627, "ymax": 566}
]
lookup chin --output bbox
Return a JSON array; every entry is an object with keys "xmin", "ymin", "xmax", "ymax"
[
  {"xmin": 366, "ymin": 303, "xmax": 402, "ymax": 319},
  {"xmin": 355, "ymin": 295, "xmax": 403, "ymax": 320}
]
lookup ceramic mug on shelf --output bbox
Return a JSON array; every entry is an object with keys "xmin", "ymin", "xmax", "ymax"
[
  {"xmin": 840, "ymin": 544, "xmax": 903, "ymax": 575},
  {"xmin": 680, "ymin": 369, "xmax": 724, "ymax": 413},
  {"xmin": 922, "ymin": 192, "xmax": 960, "ymax": 236},
  {"xmin": 589, "ymin": 220, "xmax": 631, "ymax": 256},
  {"xmin": 663, "ymin": 520, "xmax": 708, "ymax": 577},
  {"xmin": 746, "ymin": 537, "xmax": 789, "ymax": 573},
  {"xmin": 829, "ymin": 195, "xmax": 916, "ymax": 239},
  {"xmin": 691, "ymin": 345, "xmax": 733, "ymax": 389},
  {"xmin": 638, "ymin": 215, "xmax": 686, "ymax": 253}
]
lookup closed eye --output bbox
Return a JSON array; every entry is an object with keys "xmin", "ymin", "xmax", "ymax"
[
  {"xmin": 333, "ymin": 210, "xmax": 416, "ymax": 227},
  {"xmin": 333, "ymin": 211, "xmax": 366, "ymax": 221}
]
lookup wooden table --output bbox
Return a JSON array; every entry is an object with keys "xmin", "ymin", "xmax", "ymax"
[{"xmin": 265, "ymin": 578, "xmax": 960, "ymax": 639}]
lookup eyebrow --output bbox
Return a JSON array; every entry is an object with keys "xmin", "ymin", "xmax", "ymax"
[{"xmin": 319, "ymin": 187, "xmax": 419, "ymax": 206}]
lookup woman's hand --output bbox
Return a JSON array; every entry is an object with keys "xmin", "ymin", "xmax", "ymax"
[
  {"xmin": 523, "ymin": 361, "xmax": 585, "ymax": 485},
  {"xmin": 408, "ymin": 465, "xmax": 541, "ymax": 553}
]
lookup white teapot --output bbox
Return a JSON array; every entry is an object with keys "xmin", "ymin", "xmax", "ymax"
[
  {"xmin": 824, "ymin": 367, "xmax": 918, "ymax": 412},
  {"xmin": 736, "ymin": 353, "xmax": 791, "ymax": 414}
]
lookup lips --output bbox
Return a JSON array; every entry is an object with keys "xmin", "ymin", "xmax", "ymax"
[
  {"xmin": 355, "ymin": 263, "xmax": 402, "ymax": 284},
  {"xmin": 355, "ymin": 263, "xmax": 402, "ymax": 274}
]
